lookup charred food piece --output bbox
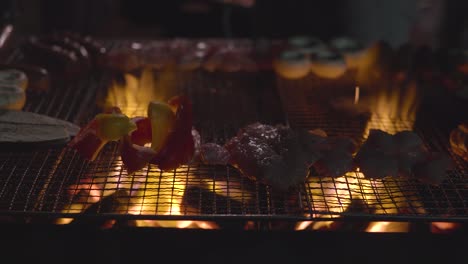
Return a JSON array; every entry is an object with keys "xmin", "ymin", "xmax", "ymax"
[
  {"xmin": 22, "ymin": 37, "xmax": 82, "ymax": 79},
  {"xmin": 41, "ymin": 34, "xmax": 92, "ymax": 71},
  {"xmin": 224, "ymin": 123, "xmax": 323, "ymax": 191},
  {"xmin": 60, "ymin": 32, "xmax": 107, "ymax": 67}
]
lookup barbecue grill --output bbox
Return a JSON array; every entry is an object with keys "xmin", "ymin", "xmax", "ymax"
[{"xmin": 0, "ymin": 38, "xmax": 467, "ymax": 233}]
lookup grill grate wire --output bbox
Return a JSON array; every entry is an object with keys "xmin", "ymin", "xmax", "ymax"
[{"xmin": 0, "ymin": 39, "xmax": 466, "ymax": 224}]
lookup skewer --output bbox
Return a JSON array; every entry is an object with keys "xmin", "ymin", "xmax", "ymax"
[
  {"xmin": 354, "ymin": 86, "xmax": 360, "ymax": 105},
  {"xmin": 0, "ymin": 24, "xmax": 13, "ymax": 49}
]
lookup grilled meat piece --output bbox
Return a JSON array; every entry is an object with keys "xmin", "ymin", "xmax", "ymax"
[
  {"xmin": 356, "ymin": 147, "xmax": 399, "ymax": 179},
  {"xmin": 224, "ymin": 123, "xmax": 323, "ymax": 191},
  {"xmin": 200, "ymin": 143, "xmax": 230, "ymax": 165},
  {"xmin": 199, "ymin": 123, "xmax": 357, "ymax": 187},
  {"xmin": 355, "ymin": 129, "xmax": 453, "ymax": 184},
  {"xmin": 413, "ymin": 152, "xmax": 453, "ymax": 185},
  {"xmin": 313, "ymin": 149, "xmax": 354, "ymax": 178}
]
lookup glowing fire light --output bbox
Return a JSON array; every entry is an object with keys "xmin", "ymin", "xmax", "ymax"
[
  {"xmin": 366, "ymin": 221, "xmax": 410, "ymax": 233},
  {"xmin": 56, "ymin": 67, "xmax": 219, "ymax": 229},
  {"xmin": 297, "ymin": 77, "xmax": 423, "ymax": 232},
  {"xmin": 354, "ymin": 86, "xmax": 360, "ymax": 105},
  {"xmin": 102, "ymin": 67, "xmax": 178, "ymax": 117},
  {"xmin": 296, "ymin": 170, "xmax": 424, "ymax": 231},
  {"xmin": 57, "ymin": 157, "xmax": 220, "ymax": 228},
  {"xmin": 60, "ymin": 62, "xmax": 434, "ymax": 232},
  {"xmin": 431, "ymin": 222, "xmax": 462, "ymax": 234},
  {"xmin": 125, "ymin": 167, "xmax": 218, "ymax": 229}
]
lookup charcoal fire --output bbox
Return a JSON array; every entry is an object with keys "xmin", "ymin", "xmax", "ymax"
[
  {"xmin": 56, "ymin": 159, "xmax": 220, "ymax": 229},
  {"xmin": 295, "ymin": 66, "xmax": 454, "ymax": 232},
  {"xmin": 48, "ymin": 41, "xmax": 464, "ymax": 232}
]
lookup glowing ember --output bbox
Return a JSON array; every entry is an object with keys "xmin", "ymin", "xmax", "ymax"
[
  {"xmin": 431, "ymin": 222, "xmax": 462, "ymax": 234},
  {"xmin": 296, "ymin": 170, "xmax": 424, "ymax": 231},
  {"xmin": 296, "ymin": 221, "xmax": 334, "ymax": 231},
  {"xmin": 57, "ymin": 161, "xmax": 219, "ymax": 229},
  {"xmin": 129, "ymin": 203, "xmax": 218, "ymax": 229},
  {"xmin": 366, "ymin": 221, "xmax": 410, "ymax": 233},
  {"xmin": 125, "ymin": 167, "xmax": 218, "ymax": 229}
]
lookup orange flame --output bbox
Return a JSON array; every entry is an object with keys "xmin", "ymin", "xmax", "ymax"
[
  {"xmin": 297, "ymin": 78, "xmax": 423, "ymax": 232},
  {"xmin": 430, "ymin": 222, "xmax": 461, "ymax": 234},
  {"xmin": 366, "ymin": 221, "xmax": 410, "ymax": 233},
  {"xmin": 61, "ymin": 61, "xmax": 429, "ymax": 232},
  {"xmin": 57, "ymin": 159, "xmax": 220, "ymax": 229},
  {"xmin": 102, "ymin": 67, "xmax": 178, "ymax": 116},
  {"xmin": 56, "ymin": 68, "xmax": 219, "ymax": 229},
  {"xmin": 125, "ymin": 167, "xmax": 218, "ymax": 229}
]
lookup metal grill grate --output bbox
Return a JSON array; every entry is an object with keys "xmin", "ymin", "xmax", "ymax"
[
  {"xmin": 277, "ymin": 73, "xmax": 468, "ymax": 222},
  {"xmin": 0, "ymin": 39, "xmax": 467, "ymax": 224}
]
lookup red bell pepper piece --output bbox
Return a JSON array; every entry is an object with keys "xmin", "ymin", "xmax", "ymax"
[
  {"xmin": 70, "ymin": 96, "xmax": 196, "ymax": 173},
  {"xmin": 150, "ymin": 95, "xmax": 195, "ymax": 171},
  {"xmin": 68, "ymin": 107, "xmax": 134, "ymax": 161},
  {"xmin": 130, "ymin": 116, "xmax": 152, "ymax": 146},
  {"xmin": 168, "ymin": 95, "xmax": 193, "ymax": 131},
  {"xmin": 151, "ymin": 129, "xmax": 195, "ymax": 171},
  {"xmin": 67, "ymin": 118, "xmax": 106, "ymax": 161},
  {"xmin": 120, "ymin": 136, "xmax": 157, "ymax": 174}
]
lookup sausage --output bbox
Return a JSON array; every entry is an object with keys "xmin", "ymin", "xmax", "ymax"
[
  {"xmin": 60, "ymin": 32, "xmax": 107, "ymax": 67},
  {"xmin": 22, "ymin": 37, "xmax": 82, "ymax": 79},
  {"xmin": 40, "ymin": 34, "xmax": 92, "ymax": 71},
  {"xmin": 0, "ymin": 63, "xmax": 50, "ymax": 92}
]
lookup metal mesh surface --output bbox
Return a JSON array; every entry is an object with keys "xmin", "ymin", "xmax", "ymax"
[
  {"xmin": 277, "ymin": 73, "xmax": 468, "ymax": 222},
  {"xmin": 0, "ymin": 39, "xmax": 467, "ymax": 224}
]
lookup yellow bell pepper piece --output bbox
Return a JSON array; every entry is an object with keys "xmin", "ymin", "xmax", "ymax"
[
  {"xmin": 148, "ymin": 101, "xmax": 176, "ymax": 152},
  {"xmin": 95, "ymin": 113, "xmax": 137, "ymax": 141}
]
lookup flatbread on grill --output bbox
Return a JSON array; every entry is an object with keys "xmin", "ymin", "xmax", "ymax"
[{"xmin": 0, "ymin": 110, "xmax": 81, "ymax": 146}]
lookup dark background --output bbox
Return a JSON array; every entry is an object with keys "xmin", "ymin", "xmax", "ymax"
[
  {"xmin": 35, "ymin": 0, "xmax": 346, "ymax": 40},
  {"xmin": 0, "ymin": 0, "xmax": 467, "ymax": 48},
  {"xmin": 20, "ymin": 0, "xmax": 346, "ymax": 39}
]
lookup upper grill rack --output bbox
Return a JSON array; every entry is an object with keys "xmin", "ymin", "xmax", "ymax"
[{"xmin": 0, "ymin": 39, "xmax": 466, "ymax": 224}]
